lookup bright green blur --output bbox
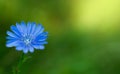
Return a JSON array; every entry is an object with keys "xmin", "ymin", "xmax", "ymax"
[{"xmin": 0, "ymin": 0, "xmax": 120, "ymax": 74}]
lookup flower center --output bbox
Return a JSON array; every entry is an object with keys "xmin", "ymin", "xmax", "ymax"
[
  {"xmin": 22, "ymin": 35, "xmax": 32, "ymax": 45},
  {"xmin": 24, "ymin": 39, "xmax": 31, "ymax": 45}
]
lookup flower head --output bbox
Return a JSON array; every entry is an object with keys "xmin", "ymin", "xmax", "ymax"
[{"xmin": 6, "ymin": 21, "xmax": 48, "ymax": 53}]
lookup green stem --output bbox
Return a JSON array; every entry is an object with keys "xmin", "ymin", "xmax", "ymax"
[
  {"xmin": 12, "ymin": 53, "xmax": 31, "ymax": 74},
  {"xmin": 17, "ymin": 53, "xmax": 24, "ymax": 74}
]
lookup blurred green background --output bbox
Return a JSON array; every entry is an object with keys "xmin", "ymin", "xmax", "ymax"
[{"xmin": 1, "ymin": 0, "xmax": 120, "ymax": 74}]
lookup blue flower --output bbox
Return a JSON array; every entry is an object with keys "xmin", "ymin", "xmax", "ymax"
[{"xmin": 6, "ymin": 21, "xmax": 48, "ymax": 53}]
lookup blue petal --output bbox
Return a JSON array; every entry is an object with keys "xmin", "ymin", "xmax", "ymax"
[
  {"xmin": 33, "ymin": 44, "xmax": 39, "ymax": 49},
  {"xmin": 33, "ymin": 44, "xmax": 45, "ymax": 50},
  {"xmin": 40, "ymin": 32, "xmax": 48, "ymax": 36},
  {"xmin": 21, "ymin": 21, "xmax": 27, "ymax": 35},
  {"xmin": 29, "ymin": 46, "xmax": 34, "ymax": 53},
  {"xmin": 16, "ymin": 23, "xmax": 24, "ymax": 36},
  {"xmin": 15, "ymin": 43, "xmax": 25, "ymax": 51},
  {"xmin": 23, "ymin": 46, "xmax": 29, "ymax": 53},
  {"xmin": 39, "ymin": 45, "xmax": 45, "ymax": 50},
  {"xmin": 39, "ymin": 41, "xmax": 48, "ymax": 44},
  {"xmin": 34, "ymin": 24, "xmax": 44, "ymax": 36},
  {"xmin": 6, "ymin": 36, "xmax": 17, "ymax": 40},
  {"xmin": 6, "ymin": 40, "xmax": 19, "ymax": 47},
  {"xmin": 16, "ymin": 46, "xmax": 23, "ymax": 51},
  {"xmin": 27, "ymin": 22, "xmax": 32, "ymax": 35},
  {"xmin": 32, "ymin": 41, "xmax": 48, "ymax": 45},
  {"xmin": 37, "ymin": 25, "xmax": 44, "ymax": 34},
  {"xmin": 38, "ymin": 36, "xmax": 48, "ymax": 41},
  {"xmin": 7, "ymin": 31, "xmax": 18, "ymax": 38},
  {"xmin": 35, "ymin": 35, "xmax": 47, "ymax": 41},
  {"xmin": 10, "ymin": 25, "xmax": 21, "ymax": 37},
  {"xmin": 30, "ymin": 22, "xmax": 36, "ymax": 35},
  {"xmin": 35, "ymin": 32, "xmax": 48, "ymax": 40}
]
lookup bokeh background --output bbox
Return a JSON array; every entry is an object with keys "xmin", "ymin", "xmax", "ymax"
[{"xmin": 0, "ymin": 0, "xmax": 120, "ymax": 74}]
